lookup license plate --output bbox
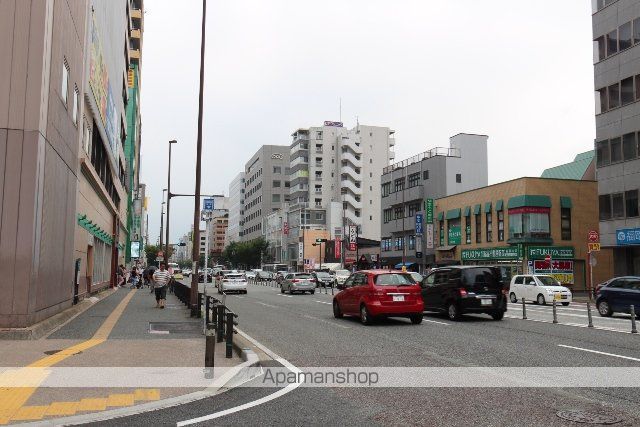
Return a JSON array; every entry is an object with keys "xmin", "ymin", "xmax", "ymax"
[
  {"xmin": 561, "ymin": 295, "xmax": 567, "ymax": 299},
  {"xmin": 393, "ymin": 295, "xmax": 404, "ymax": 302},
  {"xmin": 481, "ymin": 299, "xmax": 492, "ymax": 306},
  {"xmin": 554, "ymin": 294, "xmax": 562, "ymax": 301}
]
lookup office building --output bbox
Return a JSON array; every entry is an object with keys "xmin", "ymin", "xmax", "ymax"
[{"xmin": 226, "ymin": 172, "xmax": 245, "ymax": 246}]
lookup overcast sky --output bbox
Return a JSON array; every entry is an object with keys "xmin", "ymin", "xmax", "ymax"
[{"xmin": 140, "ymin": 0, "xmax": 595, "ymax": 244}]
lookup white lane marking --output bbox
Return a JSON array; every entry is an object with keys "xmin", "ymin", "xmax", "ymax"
[
  {"xmin": 507, "ymin": 303, "xmax": 588, "ymax": 313},
  {"xmin": 421, "ymin": 318, "xmax": 450, "ymax": 326},
  {"xmin": 255, "ymin": 301, "xmax": 279, "ymax": 308},
  {"xmin": 302, "ymin": 314, "xmax": 350, "ymax": 329},
  {"xmin": 558, "ymin": 344, "xmax": 640, "ymax": 362},
  {"xmin": 315, "ymin": 300, "xmax": 332, "ymax": 305},
  {"xmin": 177, "ymin": 328, "xmax": 303, "ymax": 426},
  {"xmin": 276, "ymin": 294, "xmax": 293, "ymax": 298},
  {"xmin": 504, "ymin": 315, "xmax": 634, "ymax": 334}
]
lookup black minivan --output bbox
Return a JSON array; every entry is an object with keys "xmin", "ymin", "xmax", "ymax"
[{"xmin": 421, "ymin": 266, "xmax": 507, "ymax": 321}]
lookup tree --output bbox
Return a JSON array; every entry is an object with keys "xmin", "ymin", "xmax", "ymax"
[
  {"xmin": 144, "ymin": 244, "xmax": 173, "ymax": 266},
  {"xmin": 221, "ymin": 238, "xmax": 269, "ymax": 269}
]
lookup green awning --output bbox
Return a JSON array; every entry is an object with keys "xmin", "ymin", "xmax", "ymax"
[
  {"xmin": 507, "ymin": 195, "xmax": 552, "ymax": 209},
  {"xmin": 463, "ymin": 206, "xmax": 471, "ymax": 217},
  {"xmin": 473, "ymin": 204, "xmax": 481, "ymax": 215},
  {"xmin": 496, "ymin": 200, "xmax": 504, "ymax": 211},
  {"xmin": 485, "ymin": 202, "xmax": 492, "ymax": 213},
  {"xmin": 437, "ymin": 211, "xmax": 444, "ymax": 221},
  {"xmin": 446, "ymin": 208, "xmax": 461, "ymax": 220},
  {"xmin": 560, "ymin": 196, "xmax": 572, "ymax": 209}
]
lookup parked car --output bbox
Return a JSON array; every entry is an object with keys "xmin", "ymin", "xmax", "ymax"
[
  {"xmin": 312, "ymin": 271, "xmax": 335, "ymax": 288},
  {"xmin": 409, "ymin": 272, "xmax": 423, "ymax": 284},
  {"xmin": 172, "ymin": 269, "xmax": 184, "ymax": 281},
  {"xmin": 335, "ymin": 270, "xmax": 352, "ymax": 289},
  {"xmin": 333, "ymin": 270, "xmax": 423, "ymax": 325},
  {"xmin": 218, "ymin": 272, "xmax": 248, "ymax": 294},
  {"xmin": 198, "ymin": 272, "xmax": 213, "ymax": 283},
  {"xmin": 281, "ymin": 273, "xmax": 316, "ymax": 294},
  {"xmin": 257, "ymin": 270, "xmax": 275, "ymax": 281},
  {"xmin": 183, "ymin": 269, "xmax": 192, "ymax": 277},
  {"xmin": 596, "ymin": 276, "xmax": 640, "ymax": 317},
  {"xmin": 509, "ymin": 275, "xmax": 572, "ymax": 306},
  {"xmin": 246, "ymin": 269, "xmax": 261, "ymax": 280},
  {"xmin": 421, "ymin": 266, "xmax": 506, "ymax": 321}
]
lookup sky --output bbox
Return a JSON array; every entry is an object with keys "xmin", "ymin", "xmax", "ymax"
[{"xmin": 139, "ymin": 0, "xmax": 596, "ymax": 244}]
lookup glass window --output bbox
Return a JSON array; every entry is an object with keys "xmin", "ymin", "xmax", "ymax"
[
  {"xmin": 611, "ymin": 137, "xmax": 622, "ymax": 163},
  {"xmin": 273, "ymin": 166, "xmax": 281, "ymax": 174},
  {"xmin": 612, "ymin": 193, "xmax": 624, "ymax": 218},
  {"xmin": 383, "ymin": 209, "xmax": 392, "ymax": 223},
  {"xmin": 394, "ymin": 206, "xmax": 403, "ymax": 219},
  {"xmin": 408, "ymin": 203, "xmax": 418, "ymax": 217},
  {"xmin": 607, "ymin": 29, "xmax": 618, "ymax": 56},
  {"xmin": 561, "ymin": 207, "xmax": 571, "ymax": 240},
  {"xmin": 626, "ymin": 190, "xmax": 639, "ymax": 217},
  {"xmin": 596, "ymin": 87, "xmax": 607, "ymax": 114},
  {"xmin": 61, "ymin": 60, "xmax": 69, "ymax": 105},
  {"xmin": 382, "ymin": 182, "xmax": 391, "ymax": 197},
  {"xmin": 594, "ymin": 36, "xmax": 606, "ymax": 62},
  {"xmin": 394, "ymin": 178, "xmax": 405, "ymax": 192},
  {"xmin": 475, "ymin": 214, "xmax": 482, "ymax": 243},
  {"xmin": 623, "ymin": 133, "xmax": 637, "ymax": 161},
  {"xmin": 273, "ymin": 180, "xmax": 281, "ymax": 187},
  {"xmin": 497, "ymin": 210, "xmax": 504, "ymax": 242},
  {"xmin": 408, "ymin": 173, "xmax": 420, "ymax": 188},
  {"xmin": 596, "ymin": 140, "xmax": 610, "ymax": 167},
  {"xmin": 635, "ymin": 18, "xmax": 640, "ymax": 44},
  {"xmin": 608, "ymin": 83, "xmax": 620, "ymax": 109},
  {"xmin": 619, "ymin": 21, "xmax": 632, "ymax": 50},
  {"xmin": 423, "ymin": 170, "xmax": 429, "ymax": 180},
  {"xmin": 272, "ymin": 194, "xmax": 280, "ymax": 203},
  {"xmin": 636, "ymin": 75, "xmax": 640, "ymax": 101},
  {"xmin": 621, "ymin": 77, "xmax": 634, "ymax": 105},
  {"xmin": 72, "ymin": 87, "xmax": 79, "ymax": 124},
  {"xmin": 599, "ymin": 194, "xmax": 611, "ymax": 220},
  {"xmin": 508, "ymin": 208, "xmax": 550, "ymax": 239},
  {"xmin": 408, "ymin": 235, "xmax": 416, "ymax": 250},
  {"xmin": 486, "ymin": 212, "xmax": 492, "ymax": 242},
  {"xmin": 456, "ymin": 174, "xmax": 462, "ymax": 183}
]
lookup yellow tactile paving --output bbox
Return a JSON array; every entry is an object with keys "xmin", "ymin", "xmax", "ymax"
[
  {"xmin": 44, "ymin": 401, "xmax": 79, "ymax": 416},
  {"xmin": 76, "ymin": 398, "xmax": 108, "ymax": 411},
  {"xmin": 133, "ymin": 388, "xmax": 161, "ymax": 401},
  {"xmin": 6, "ymin": 405, "xmax": 49, "ymax": 421},
  {"xmin": 106, "ymin": 393, "xmax": 135, "ymax": 407}
]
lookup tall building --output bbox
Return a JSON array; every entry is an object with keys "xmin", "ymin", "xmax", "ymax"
[
  {"xmin": 0, "ymin": 0, "xmax": 143, "ymax": 329},
  {"xmin": 592, "ymin": 0, "xmax": 640, "ymax": 275},
  {"xmin": 226, "ymin": 172, "xmax": 245, "ymax": 245},
  {"xmin": 289, "ymin": 122, "xmax": 395, "ymax": 241},
  {"xmin": 379, "ymin": 134, "xmax": 488, "ymax": 269},
  {"xmin": 241, "ymin": 145, "xmax": 291, "ymax": 241}
]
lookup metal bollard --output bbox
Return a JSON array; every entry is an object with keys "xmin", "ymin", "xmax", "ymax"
[
  {"xmin": 216, "ymin": 305, "xmax": 225, "ymax": 343},
  {"xmin": 552, "ymin": 299, "xmax": 558, "ymax": 324},
  {"xmin": 631, "ymin": 305, "xmax": 638, "ymax": 334},
  {"xmin": 226, "ymin": 312, "xmax": 234, "ymax": 358},
  {"xmin": 331, "ymin": 284, "xmax": 334, "ymax": 295},
  {"xmin": 205, "ymin": 296, "xmax": 210, "ymax": 325},
  {"xmin": 197, "ymin": 293, "xmax": 203, "ymax": 319},
  {"xmin": 204, "ymin": 325, "xmax": 216, "ymax": 379},
  {"xmin": 587, "ymin": 302, "xmax": 594, "ymax": 328},
  {"xmin": 522, "ymin": 297, "xmax": 527, "ymax": 320}
]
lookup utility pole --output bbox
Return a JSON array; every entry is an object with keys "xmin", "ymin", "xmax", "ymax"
[
  {"xmin": 159, "ymin": 189, "xmax": 166, "ymax": 250},
  {"xmin": 165, "ymin": 139, "xmax": 177, "ymax": 261}
]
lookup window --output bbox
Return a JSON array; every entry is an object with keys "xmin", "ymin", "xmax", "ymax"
[
  {"xmin": 619, "ymin": 21, "xmax": 632, "ymax": 51},
  {"xmin": 597, "ymin": 87, "xmax": 607, "ymax": 114},
  {"xmin": 408, "ymin": 203, "xmax": 418, "ymax": 217},
  {"xmin": 83, "ymin": 122, "xmax": 91, "ymax": 155},
  {"xmin": 273, "ymin": 180, "xmax": 281, "ymax": 188},
  {"xmin": 561, "ymin": 207, "xmax": 572, "ymax": 240},
  {"xmin": 610, "ymin": 137, "xmax": 622, "ymax": 163},
  {"xmin": 626, "ymin": 190, "xmax": 639, "ymax": 217},
  {"xmin": 394, "ymin": 237, "xmax": 404, "ymax": 251},
  {"xmin": 612, "ymin": 193, "xmax": 624, "ymax": 218},
  {"xmin": 635, "ymin": 18, "xmax": 640, "ymax": 45},
  {"xmin": 621, "ymin": 77, "xmax": 634, "ymax": 105},
  {"xmin": 272, "ymin": 194, "xmax": 280, "ymax": 203},
  {"xmin": 595, "ymin": 35, "xmax": 606, "ymax": 62},
  {"xmin": 316, "ymin": 131, "xmax": 322, "ymax": 140},
  {"xmin": 607, "ymin": 29, "xmax": 618, "ymax": 56},
  {"xmin": 508, "ymin": 207, "xmax": 550, "ymax": 240},
  {"xmin": 456, "ymin": 173, "xmax": 462, "ymax": 183},
  {"xmin": 394, "ymin": 178, "xmax": 405, "ymax": 192},
  {"xmin": 383, "ymin": 209, "xmax": 392, "ymax": 223},
  {"xmin": 465, "ymin": 215, "xmax": 471, "ymax": 244},
  {"xmin": 382, "ymin": 182, "xmax": 391, "ymax": 197},
  {"xmin": 423, "ymin": 170, "xmax": 429, "ymax": 180},
  {"xmin": 599, "ymin": 194, "xmax": 611, "ymax": 220},
  {"xmin": 408, "ymin": 173, "xmax": 420, "ymax": 188},
  {"xmin": 61, "ymin": 60, "xmax": 69, "ymax": 105},
  {"xmin": 394, "ymin": 206, "xmax": 403, "ymax": 219},
  {"xmin": 475, "ymin": 214, "xmax": 482, "ymax": 243},
  {"xmin": 273, "ymin": 166, "xmax": 281, "ymax": 174},
  {"xmin": 284, "ymin": 181, "xmax": 290, "ymax": 188},
  {"xmin": 497, "ymin": 210, "xmax": 504, "ymax": 241},
  {"xmin": 608, "ymin": 83, "xmax": 620, "ymax": 109},
  {"xmin": 72, "ymin": 86, "xmax": 79, "ymax": 124},
  {"xmin": 623, "ymin": 133, "xmax": 637, "ymax": 161},
  {"xmin": 486, "ymin": 212, "xmax": 493, "ymax": 242},
  {"xmin": 637, "ymin": 75, "xmax": 640, "ymax": 101},
  {"xmin": 596, "ymin": 140, "xmax": 610, "ymax": 167}
]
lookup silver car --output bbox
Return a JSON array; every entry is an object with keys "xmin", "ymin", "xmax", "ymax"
[{"xmin": 281, "ymin": 273, "xmax": 316, "ymax": 295}]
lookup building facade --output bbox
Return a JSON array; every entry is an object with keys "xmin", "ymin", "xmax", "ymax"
[
  {"xmin": 226, "ymin": 172, "xmax": 245, "ymax": 246},
  {"xmin": 0, "ymin": 0, "xmax": 142, "ymax": 328},
  {"xmin": 380, "ymin": 134, "xmax": 489, "ymax": 270},
  {"xmin": 431, "ymin": 177, "xmax": 612, "ymax": 290},
  {"xmin": 593, "ymin": 0, "xmax": 640, "ymax": 275},
  {"xmin": 241, "ymin": 145, "xmax": 290, "ymax": 241}
]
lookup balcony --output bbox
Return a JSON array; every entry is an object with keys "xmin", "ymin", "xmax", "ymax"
[
  {"xmin": 389, "ymin": 137, "xmax": 396, "ymax": 146},
  {"xmin": 130, "ymin": 28, "xmax": 141, "ymax": 39},
  {"xmin": 131, "ymin": 8, "xmax": 142, "ymax": 19},
  {"xmin": 340, "ymin": 165, "xmax": 360, "ymax": 182},
  {"xmin": 129, "ymin": 49, "xmax": 140, "ymax": 60},
  {"xmin": 290, "ymin": 156, "xmax": 308, "ymax": 169},
  {"xmin": 315, "ymin": 147, "xmax": 323, "ymax": 154}
]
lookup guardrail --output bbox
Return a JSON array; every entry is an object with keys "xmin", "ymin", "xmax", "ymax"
[{"xmin": 247, "ymin": 276, "xmax": 336, "ymax": 295}]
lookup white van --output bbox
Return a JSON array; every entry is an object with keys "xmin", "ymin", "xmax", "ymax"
[{"xmin": 509, "ymin": 275, "xmax": 572, "ymax": 306}]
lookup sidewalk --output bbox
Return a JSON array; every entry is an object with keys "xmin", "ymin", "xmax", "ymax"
[{"xmin": 0, "ymin": 287, "xmax": 253, "ymax": 425}]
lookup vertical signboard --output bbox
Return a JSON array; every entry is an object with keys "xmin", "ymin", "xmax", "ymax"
[
  {"xmin": 335, "ymin": 238, "xmax": 342, "ymax": 259},
  {"xmin": 426, "ymin": 224, "xmax": 434, "ymax": 249},
  {"xmin": 203, "ymin": 198, "xmax": 214, "ymax": 212},
  {"xmin": 348, "ymin": 226, "xmax": 357, "ymax": 251},
  {"xmin": 298, "ymin": 242, "xmax": 304, "ymax": 262},
  {"xmin": 415, "ymin": 213, "xmax": 423, "ymax": 235},
  {"xmin": 425, "ymin": 199, "xmax": 434, "ymax": 224},
  {"xmin": 283, "ymin": 222, "xmax": 289, "ymax": 235}
]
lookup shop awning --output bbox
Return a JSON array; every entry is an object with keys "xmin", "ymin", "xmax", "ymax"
[
  {"xmin": 436, "ymin": 245, "xmax": 457, "ymax": 251},
  {"xmin": 560, "ymin": 196, "xmax": 572, "ymax": 208},
  {"xmin": 446, "ymin": 208, "xmax": 461, "ymax": 220},
  {"xmin": 485, "ymin": 202, "xmax": 492, "ymax": 213},
  {"xmin": 437, "ymin": 211, "xmax": 444, "ymax": 221},
  {"xmin": 463, "ymin": 206, "xmax": 471, "ymax": 217},
  {"xmin": 394, "ymin": 262, "xmax": 416, "ymax": 268},
  {"xmin": 496, "ymin": 199, "xmax": 504, "ymax": 211},
  {"xmin": 473, "ymin": 204, "xmax": 481, "ymax": 215},
  {"xmin": 508, "ymin": 195, "xmax": 552, "ymax": 209}
]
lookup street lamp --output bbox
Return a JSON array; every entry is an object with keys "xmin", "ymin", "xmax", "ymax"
[
  {"xmin": 159, "ymin": 189, "xmax": 167, "ymax": 250},
  {"xmin": 165, "ymin": 139, "xmax": 178, "ymax": 260},
  {"xmin": 312, "ymin": 238, "xmax": 327, "ymax": 270}
]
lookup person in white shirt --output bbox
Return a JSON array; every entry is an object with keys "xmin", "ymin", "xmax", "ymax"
[{"xmin": 152, "ymin": 263, "xmax": 171, "ymax": 308}]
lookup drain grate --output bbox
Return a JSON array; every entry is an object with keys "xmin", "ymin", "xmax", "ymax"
[
  {"xmin": 148, "ymin": 321, "xmax": 202, "ymax": 334},
  {"xmin": 556, "ymin": 411, "xmax": 622, "ymax": 425}
]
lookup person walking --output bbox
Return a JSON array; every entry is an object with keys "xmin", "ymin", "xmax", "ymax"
[{"xmin": 152, "ymin": 262, "xmax": 171, "ymax": 308}]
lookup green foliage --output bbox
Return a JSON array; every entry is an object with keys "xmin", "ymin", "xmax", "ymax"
[
  {"xmin": 144, "ymin": 244, "xmax": 173, "ymax": 266},
  {"xmin": 222, "ymin": 238, "xmax": 269, "ymax": 269}
]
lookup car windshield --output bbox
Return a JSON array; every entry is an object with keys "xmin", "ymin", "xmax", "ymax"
[
  {"xmin": 410, "ymin": 272, "xmax": 423, "ymax": 282},
  {"xmin": 538, "ymin": 276, "xmax": 560, "ymax": 286},
  {"xmin": 375, "ymin": 274, "xmax": 414, "ymax": 286},
  {"xmin": 315, "ymin": 272, "xmax": 331, "ymax": 278},
  {"xmin": 335, "ymin": 270, "xmax": 350, "ymax": 276}
]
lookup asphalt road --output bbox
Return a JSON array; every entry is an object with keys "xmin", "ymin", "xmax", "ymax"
[{"xmin": 101, "ymin": 282, "xmax": 640, "ymax": 427}]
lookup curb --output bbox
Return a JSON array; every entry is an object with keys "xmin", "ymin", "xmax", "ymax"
[{"xmin": 0, "ymin": 288, "xmax": 117, "ymax": 340}]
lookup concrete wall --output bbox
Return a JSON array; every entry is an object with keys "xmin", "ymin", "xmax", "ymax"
[{"xmin": 446, "ymin": 133, "xmax": 489, "ymax": 196}]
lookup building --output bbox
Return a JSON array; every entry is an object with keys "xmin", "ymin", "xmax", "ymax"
[
  {"xmin": 541, "ymin": 151, "xmax": 595, "ymax": 180},
  {"xmin": 226, "ymin": 172, "xmax": 245, "ymax": 245},
  {"xmin": 380, "ymin": 134, "xmax": 489, "ymax": 270},
  {"xmin": 431, "ymin": 177, "xmax": 611, "ymax": 290},
  {"xmin": 241, "ymin": 145, "xmax": 290, "ymax": 241},
  {"xmin": 0, "ymin": 0, "xmax": 143, "ymax": 329},
  {"xmin": 592, "ymin": 0, "xmax": 640, "ymax": 275},
  {"xmin": 289, "ymin": 122, "xmax": 395, "ymax": 241},
  {"xmin": 265, "ymin": 206, "xmax": 287, "ymax": 263},
  {"xmin": 209, "ymin": 215, "xmax": 229, "ymax": 262}
]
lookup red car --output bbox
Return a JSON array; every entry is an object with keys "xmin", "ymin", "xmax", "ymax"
[{"xmin": 332, "ymin": 270, "xmax": 424, "ymax": 325}]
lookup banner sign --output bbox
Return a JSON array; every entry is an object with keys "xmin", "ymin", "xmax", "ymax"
[
  {"xmin": 426, "ymin": 224, "xmax": 434, "ymax": 249},
  {"xmin": 425, "ymin": 199, "xmax": 434, "ymax": 224},
  {"xmin": 461, "ymin": 247, "xmax": 520, "ymax": 261},
  {"xmin": 415, "ymin": 214, "xmax": 423, "ymax": 235},
  {"xmin": 528, "ymin": 246, "xmax": 574, "ymax": 260},
  {"xmin": 508, "ymin": 207, "xmax": 550, "ymax": 215},
  {"xmin": 416, "ymin": 236, "xmax": 423, "ymax": 258},
  {"xmin": 616, "ymin": 227, "xmax": 640, "ymax": 245},
  {"xmin": 283, "ymin": 222, "xmax": 289, "ymax": 235},
  {"xmin": 130, "ymin": 242, "xmax": 140, "ymax": 258},
  {"xmin": 298, "ymin": 242, "xmax": 304, "ymax": 261},
  {"xmin": 348, "ymin": 226, "xmax": 357, "ymax": 251},
  {"xmin": 533, "ymin": 260, "xmax": 574, "ymax": 285},
  {"xmin": 324, "ymin": 121, "xmax": 343, "ymax": 127},
  {"xmin": 335, "ymin": 238, "xmax": 341, "ymax": 259},
  {"xmin": 448, "ymin": 226, "xmax": 461, "ymax": 245}
]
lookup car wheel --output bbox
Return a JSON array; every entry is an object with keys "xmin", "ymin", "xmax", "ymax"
[
  {"xmin": 360, "ymin": 304, "xmax": 373, "ymax": 325},
  {"xmin": 243, "ymin": 290, "xmax": 248, "ymax": 294},
  {"xmin": 561, "ymin": 302, "xmax": 569, "ymax": 306},
  {"xmin": 410, "ymin": 314, "xmax": 423, "ymax": 324},
  {"xmin": 290, "ymin": 289, "xmax": 295, "ymax": 295},
  {"xmin": 597, "ymin": 300, "xmax": 613, "ymax": 317},
  {"xmin": 509, "ymin": 292, "xmax": 517, "ymax": 303},
  {"xmin": 537, "ymin": 294, "xmax": 546, "ymax": 305},
  {"xmin": 490, "ymin": 310, "xmax": 504, "ymax": 320},
  {"xmin": 447, "ymin": 302, "xmax": 461, "ymax": 321},
  {"xmin": 310, "ymin": 291, "xmax": 315, "ymax": 295},
  {"xmin": 333, "ymin": 300, "xmax": 343, "ymax": 318}
]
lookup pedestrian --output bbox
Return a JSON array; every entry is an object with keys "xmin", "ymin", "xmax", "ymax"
[
  {"xmin": 145, "ymin": 264, "xmax": 157, "ymax": 293},
  {"xmin": 117, "ymin": 265, "xmax": 126, "ymax": 287},
  {"xmin": 152, "ymin": 262, "xmax": 171, "ymax": 308}
]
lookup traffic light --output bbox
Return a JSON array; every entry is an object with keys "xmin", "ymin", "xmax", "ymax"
[{"xmin": 315, "ymin": 238, "xmax": 327, "ymax": 243}]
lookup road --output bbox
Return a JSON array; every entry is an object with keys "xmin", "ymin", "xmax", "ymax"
[{"xmin": 103, "ymin": 282, "xmax": 640, "ymax": 427}]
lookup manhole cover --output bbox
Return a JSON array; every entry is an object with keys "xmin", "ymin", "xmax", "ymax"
[
  {"xmin": 556, "ymin": 411, "xmax": 622, "ymax": 425},
  {"xmin": 148, "ymin": 322, "xmax": 202, "ymax": 334},
  {"xmin": 44, "ymin": 350, "xmax": 82, "ymax": 355}
]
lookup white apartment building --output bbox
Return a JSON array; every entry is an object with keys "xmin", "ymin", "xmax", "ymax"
[
  {"xmin": 226, "ymin": 172, "xmax": 245, "ymax": 246},
  {"xmin": 288, "ymin": 122, "xmax": 395, "ymax": 241}
]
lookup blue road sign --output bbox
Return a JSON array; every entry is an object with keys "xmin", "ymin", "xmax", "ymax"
[
  {"xmin": 415, "ymin": 213, "xmax": 423, "ymax": 235},
  {"xmin": 203, "ymin": 198, "xmax": 214, "ymax": 212}
]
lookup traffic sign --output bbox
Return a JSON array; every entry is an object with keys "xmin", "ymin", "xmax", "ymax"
[
  {"xmin": 590, "ymin": 254, "xmax": 598, "ymax": 267},
  {"xmin": 203, "ymin": 198, "xmax": 214, "ymax": 212},
  {"xmin": 588, "ymin": 230, "xmax": 600, "ymax": 243},
  {"xmin": 315, "ymin": 238, "xmax": 327, "ymax": 243},
  {"xmin": 155, "ymin": 256, "xmax": 164, "ymax": 262},
  {"xmin": 588, "ymin": 242, "xmax": 601, "ymax": 252}
]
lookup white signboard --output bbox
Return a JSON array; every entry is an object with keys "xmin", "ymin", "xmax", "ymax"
[
  {"xmin": 426, "ymin": 224, "xmax": 434, "ymax": 249},
  {"xmin": 298, "ymin": 242, "xmax": 304, "ymax": 261}
]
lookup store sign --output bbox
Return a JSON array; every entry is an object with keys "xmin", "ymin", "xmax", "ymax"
[
  {"xmin": 324, "ymin": 121, "xmax": 343, "ymax": 127},
  {"xmin": 335, "ymin": 238, "xmax": 342, "ymax": 259},
  {"xmin": 131, "ymin": 242, "xmax": 140, "ymax": 258},
  {"xmin": 616, "ymin": 227, "xmax": 640, "ymax": 245},
  {"xmin": 533, "ymin": 260, "xmax": 574, "ymax": 285},
  {"xmin": 448, "ymin": 226, "xmax": 461, "ymax": 245},
  {"xmin": 348, "ymin": 226, "xmax": 357, "ymax": 251},
  {"xmin": 528, "ymin": 246, "xmax": 574, "ymax": 260},
  {"xmin": 425, "ymin": 199, "xmax": 434, "ymax": 224},
  {"xmin": 415, "ymin": 214, "xmax": 423, "ymax": 235},
  {"xmin": 298, "ymin": 242, "xmax": 304, "ymax": 261},
  {"xmin": 416, "ymin": 236, "xmax": 423, "ymax": 258},
  {"xmin": 461, "ymin": 247, "xmax": 520, "ymax": 261},
  {"xmin": 283, "ymin": 222, "xmax": 289, "ymax": 235},
  {"xmin": 426, "ymin": 224, "xmax": 434, "ymax": 249}
]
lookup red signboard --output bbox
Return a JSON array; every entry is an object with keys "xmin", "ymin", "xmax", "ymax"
[
  {"xmin": 508, "ymin": 207, "xmax": 550, "ymax": 215},
  {"xmin": 534, "ymin": 260, "xmax": 572, "ymax": 271},
  {"xmin": 335, "ymin": 238, "xmax": 341, "ymax": 259},
  {"xmin": 283, "ymin": 222, "xmax": 289, "ymax": 235},
  {"xmin": 588, "ymin": 230, "xmax": 599, "ymax": 243}
]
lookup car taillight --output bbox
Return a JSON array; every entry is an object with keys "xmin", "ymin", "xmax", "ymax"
[
  {"xmin": 310, "ymin": 279, "xmax": 316, "ymax": 282},
  {"xmin": 292, "ymin": 279, "xmax": 300, "ymax": 283},
  {"xmin": 459, "ymin": 288, "xmax": 468, "ymax": 297},
  {"xmin": 373, "ymin": 290, "xmax": 386, "ymax": 296}
]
